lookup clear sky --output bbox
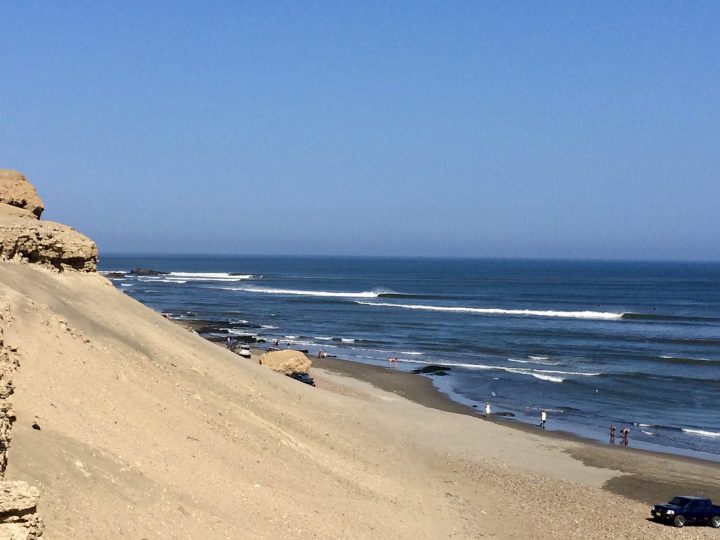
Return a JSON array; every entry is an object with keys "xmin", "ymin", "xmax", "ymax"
[{"xmin": 1, "ymin": 1, "xmax": 718, "ymax": 260}]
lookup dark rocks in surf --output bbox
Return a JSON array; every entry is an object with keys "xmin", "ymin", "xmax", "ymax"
[
  {"xmin": 129, "ymin": 268, "xmax": 169, "ymax": 276},
  {"xmin": 412, "ymin": 365, "xmax": 451, "ymax": 376},
  {"xmin": 493, "ymin": 411, "xmax": 515, "ymax": 417},
  {"xmin": 104, "ymin": 272, "xmax": 127, "ymax": 278}
]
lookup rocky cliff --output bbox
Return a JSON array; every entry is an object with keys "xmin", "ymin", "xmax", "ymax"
[
  {"xmin": 0, "ymin": 168, "xmax": 95, "ymax": 538},
  {"xmin": 0, "ymin": 170, "xmax": 97, "ymax": 272}
]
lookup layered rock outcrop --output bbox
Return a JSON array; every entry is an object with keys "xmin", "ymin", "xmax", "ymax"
[
  {"xmin": 0, "ymin": 170, "xmax": 97, "ymax": 272},
  {"xmin": 259, "ymin": 349, "xmax": 312, "ymax": 375},
  {"xmin": 0, "ymin": 171, "xmax": 44, "ymax": 219}
]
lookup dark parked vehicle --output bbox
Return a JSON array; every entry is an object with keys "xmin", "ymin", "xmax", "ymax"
[
  {"xmin": 651, "ymin": 496, "xmax": 720, "ymax": 528},
  {"xmin": 287, "ymin": 371, "xmax": 315, "ymax": 386}
]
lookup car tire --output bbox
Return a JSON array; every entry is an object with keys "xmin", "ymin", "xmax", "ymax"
[
  {"xmin": 710, "ymin": 516, "xmax": 720, "ymax": 528},
  {"xmin": 673, "ymin": 515, "xmax": 685, "ymax": 528}
]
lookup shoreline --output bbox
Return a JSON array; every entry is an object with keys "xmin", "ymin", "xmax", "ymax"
[{"xmin": 251, "ymin": 346, "xmax": 720, "ymax": 505}]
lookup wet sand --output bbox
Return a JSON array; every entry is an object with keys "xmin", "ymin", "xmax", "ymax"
[{"xmin": 308, "ymin": 353, "xmax": 720, "ymax": 505}]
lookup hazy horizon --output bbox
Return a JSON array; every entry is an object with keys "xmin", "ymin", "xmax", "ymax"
[{"xmin": 2, "ymin": 2, "xmax": 718, "ymax": 261}]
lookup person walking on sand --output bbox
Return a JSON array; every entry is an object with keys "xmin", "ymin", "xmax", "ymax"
[
  {"xmin": 540, "ymin": 410, "xmax": 547, "ymax": 429},
  {"xmin": 610, "ymin": 425, "xmax": 616, "ymax": 444},
  {"xmin": 485, "ymin": 401, "xmax": 491, "ymax": 417}
]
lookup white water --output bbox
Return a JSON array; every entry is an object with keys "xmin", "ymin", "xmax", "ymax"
[
  {"xmin": 682, "ymin": 429, "xmax": 720, "ymax": 438},
  {"xmin": 355, "ymin": 301, "xmax": 624, "ymax": 320},
  {"xmin": 228, "ymin": 287, "xmax": 383, "ymax": 298},
  {"xmin": 401, "ymin": 359, "xmax": 599, "ymax": 383}
]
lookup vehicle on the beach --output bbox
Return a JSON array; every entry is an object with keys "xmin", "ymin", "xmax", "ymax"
[
  {"xmin": 287, "ymin": 371, "xmax": 315, "ymax": 386},
  {"xmin": 651, "ymin": 496, "xmax": 720, "ymax": 528},
  {"xmin": 237, "ymin": 345, "xmax": 252, "ymax": 359}
]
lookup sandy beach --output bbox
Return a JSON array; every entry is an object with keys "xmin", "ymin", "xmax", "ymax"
[
  {"xmin": 0, "ymin": 261, "xmax": 718, "ymax": 538},
  {"xmin": 309, "ymin": 354, "xmax": 720, "ymax": 506}
]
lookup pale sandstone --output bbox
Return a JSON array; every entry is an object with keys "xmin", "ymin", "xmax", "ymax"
[
  {"xmin": 259, "ymin": 349, "xmax": 312, "ymax": 374},
  {"xmin": 0, "ymin": 172, "xmax": 43, "ymax": 219},
  {"xmin": 0, "ymin": 205, "xmax": 97, "ymax": 272}
]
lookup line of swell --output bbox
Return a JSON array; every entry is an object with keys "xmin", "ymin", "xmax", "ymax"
[
  {"xmin": 657, "ymin": 355, "xmax": 720, "ymax": 366},
  {"xmin": 621, "ymin": 312, "xmax": 720, "ymax": 323},
  {"xmin": 355, "ymin": 301, "xmax": 624, "ymax": 320}
]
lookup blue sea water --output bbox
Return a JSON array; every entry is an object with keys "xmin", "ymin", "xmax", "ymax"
[{"xmin": 100, "ymin": 256, "xmax": 720, "ymax": 459}]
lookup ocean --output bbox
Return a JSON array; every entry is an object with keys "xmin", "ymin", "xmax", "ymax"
[{"xmin": 99, "ymin": 256, "xmax": 720, "ymax": 459}]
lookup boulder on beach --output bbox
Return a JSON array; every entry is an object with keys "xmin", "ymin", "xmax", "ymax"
[
  {"xmin": 259, "ymin": 349, "xmax": 312, "ymax": 375},
  {"xmin": 0, "ymin": 169, "xmax": 45, "ymax": 218}
]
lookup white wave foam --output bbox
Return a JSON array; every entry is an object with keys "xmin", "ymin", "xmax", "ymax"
[
  {"xmin": 641, "ymin": 431, "xmax": 655, "ymax": 436},
  {"xmin": 227, "ymin": 329, "xmax": 257, "ymax": 337},
  {"xmin": 354, "ymin": 302, "xmax": 623, "ymax": 320},
  {"xmin": 137, "ymin": 277, "xmax": 188, "ymax": 284},
  {"xmin": 284, "ymin": 335, "xmax": 298, "ymax": 339},
  {"xmin": 529, "ymin": 355, "xmax": 549, "ymax": 360},
  {"xmin": 314, "ymin": 336, "xmax": 333, "ymax": 341},
  {"xmin": 511, "ymin": 357, "xmax": 564, "ymax": 366},
  {"xmin": 400, "ymin": 351, "xmax": 424, "ymax": 356},
  {"xmin": 340, "ymin": 338, "xmax": 355, "ymax": 343},
  {"xmin": 400, "ymin": 359, "xmax": 597, "ymax": 382},
  {"xmin": 260, "ymin": 324, "xmax": 278, "ymax": 329},
  {"xmin": 120, "ymin": 284, "xmax": 133, "ymax": 287},
  {"xmin": 229, "ymin": 286, "xmax": 382, "ymax": 298},
  {"xmin": 682, "ymin": 428, "xmax": 720, "ymax": 438},
  {"xmin": 169, "ymin": 272, "xmax": 257, "ymax": 282},
  {"xmin": 530, "ymin": 373, "xmax": 565, "ymax": 383}
]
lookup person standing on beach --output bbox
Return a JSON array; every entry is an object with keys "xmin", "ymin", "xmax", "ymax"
[
  {"xmin": 485, "ymin": 401, "xmax": 491, "ymax": 417},
  {"xmin": 540, "ymin": 410, "xmax": 547, "ymax": 429},
  {"xmin": 621, "ymin": 428, "xmax": 630, "ymax": 446},
  {"xmin": 610, "ymin": 425, "xmax": 616, "ymax": 444}
]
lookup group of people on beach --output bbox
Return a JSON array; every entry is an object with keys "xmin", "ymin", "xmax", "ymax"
[
  {"xmin": 484, "ymin": 401, "xmax": 548, "ymax": 429},
  {"xmin": 387, "ymin": 356, "xmax": 399, "ymax": 367},
  {"xmin": 483, "ymin": 403, "xmax": 634, "ymax": 447},
  {"xmin": 610, "ymin": 425, "xmax": 631, "ymax": 446}
]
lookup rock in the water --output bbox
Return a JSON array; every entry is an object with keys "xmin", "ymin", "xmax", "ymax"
[
  {"xmin": 259, "ymin": 349, "xmax": 312, "ymax": 375},
  {"xmin": 0, "ymin": 204, "xmax": 98, "ymax": 272},
  {"xmin": 412, "ymin": 364, "xmax": 451, "ymax": 376},
  {"xmin": 129, "ymin": 268, "xmax": 169, "ymax": 276},
  {"xmin": 0, "ymin": 170, "xmax": 44, "ymax": 219}
]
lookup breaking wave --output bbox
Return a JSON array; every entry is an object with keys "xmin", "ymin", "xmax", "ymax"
[
  {"xmin": 683, "ymin": 429, "xmax": 720, "ymax": 438},
  {"xmin": 227, "ymin": 286, "xmax": 399, "ymax": 298},
  {"xmin": 355, "ymin": 301, "xmax": 624, "ymax": 320},
  {"xmin": 168, "ymin": 272, "xmax": 258, "ymax": 281},
  {"xmin": 401, "ymin": 359, "xmax": 599, "ymax": 383}
]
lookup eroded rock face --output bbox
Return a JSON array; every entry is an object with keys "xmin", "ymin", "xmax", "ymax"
[
  {"xmin": 0, "ymin": 205, "xmax": 97, "ymax": 272},
  {"xmin": 0, "ymin": 171, "xmax": 44, "ymax": 219},
  {"xmin": 0, "ymin": 305, "xmax": 43, "ymax": 539},
  {"xmin": 259, "ymin": 350, "xmax": 312, "ymax": 375},
  {"xmin": 0, "ymin": 170, "xmax": 97, "ymax": 273}
]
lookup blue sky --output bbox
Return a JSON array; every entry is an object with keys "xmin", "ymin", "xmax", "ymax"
[{"xmin": 1, "ymin": 1, "xmax": 718, "ymax": 260}]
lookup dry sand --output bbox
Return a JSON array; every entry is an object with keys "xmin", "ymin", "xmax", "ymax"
[{"xmin": 2, "ymin": 262, "xmax": 719, "ymax": 539}]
